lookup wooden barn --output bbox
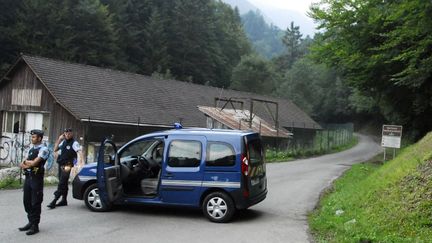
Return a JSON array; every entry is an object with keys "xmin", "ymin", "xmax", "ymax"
[{"xmin": 0, "ymin": 54, "xmax": 321, "ymax": 165}]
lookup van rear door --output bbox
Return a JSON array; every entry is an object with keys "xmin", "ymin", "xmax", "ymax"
[{"xmin": 244, "ymin": 134, "xmax": 267, "ymax": 198}]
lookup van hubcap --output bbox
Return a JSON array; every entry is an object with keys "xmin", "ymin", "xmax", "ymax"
[
  {"xmin": 207, "ymin": 197, "xmax": 227, "ymax": 219},
  {"xmin": 88, "ymin": 188, "xmax": 103, "ymax": 209}
]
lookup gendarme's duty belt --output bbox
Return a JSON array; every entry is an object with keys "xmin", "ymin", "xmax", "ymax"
[{"xmin": 61, "ymin": 162, "xmax": 73, "ymax": 172}]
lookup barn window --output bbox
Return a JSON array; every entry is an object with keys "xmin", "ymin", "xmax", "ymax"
[{"xmin": 1, "ymin": 111, "xmax": 49, "ymax": 135}]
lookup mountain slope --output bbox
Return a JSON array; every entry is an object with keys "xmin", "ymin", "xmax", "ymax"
[
  {"xmin": 255, "ymin": 7, "xmax": 316, "ymax": 37},
  {"xmin": 221, "ymin": 0, "xmax": 258, "ymax": 14},
  {"xmin": 241, "ymin": 10, "xmax": 285, "ymax": 58},
  {"xmin": 222, "ymin": 0, "xmax": 316, "ymax": 36}
]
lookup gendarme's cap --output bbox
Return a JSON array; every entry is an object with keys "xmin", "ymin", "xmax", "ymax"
[
  {"xmin": 64, "ymin": 128, "xmax": 73, "ymax": 132},
  {"xmin": 30, "ymin": 129, "xmax": 44, "ymax": 136}
]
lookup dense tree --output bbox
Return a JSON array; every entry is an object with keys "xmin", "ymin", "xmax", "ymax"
[
  {"xmin": 68, "ymin": 0, "xmax": 118, "ymax": 66},
  {"xmin": 162, "ymin": 0, "xmax": 251, "ymax": 87},
  {"xmin": 104, "ymin": 0, "xmax": 163, "ymax": 75},
  {"xmin": 164, "ymin": 0, "xmax": 221, "ymax": 84},
  {"xmin": 310, "ymin": 0, "xmax": 432, "ymax": 137},
  {"xmin": 230, "ymin": 54, "xmax": 275, "ymax": 95},
  {"xmin": 0, "ymin": 0, "xmax": 23, "ymax": 73},
  {"xmin": 211, "ymin": 1, "xmax": 251, "ymax": 87},
  {"xmin": 0, "ymin": 0, "xmax": 251, "ymax": 89},
  {"xmin": 276, "ymin": 57, "xmax": 351, "ymax": 122},
  {"xmin": 13, "ymin": 0, "xmax": 118, "ymax": 66}
]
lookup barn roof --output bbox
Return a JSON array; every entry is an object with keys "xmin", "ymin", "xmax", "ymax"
[{"xmin": 2, "ymin": 55, "xmax": 321, "ymax": 131}]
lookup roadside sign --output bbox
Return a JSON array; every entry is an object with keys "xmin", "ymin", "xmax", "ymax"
[{"xmin": 381, "ymin": 125, "xmax": 402, "ymax": 148}]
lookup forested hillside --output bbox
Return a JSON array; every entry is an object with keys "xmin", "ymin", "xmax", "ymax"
[
  {"xmin": 1, "ymin": 0, "xmax": 431, "ymax": 139},
  {"xmin": 0, "ymin": 0, "xmax": 251, "ymax": 88},
  {"xmin": 0, "ymin": 0, "xmax": 348, "ymax": 123}
]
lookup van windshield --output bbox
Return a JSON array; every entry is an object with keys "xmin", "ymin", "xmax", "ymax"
[{"xmin": 248, "ymin": 139, "xmax": 263, "ymax": 164}]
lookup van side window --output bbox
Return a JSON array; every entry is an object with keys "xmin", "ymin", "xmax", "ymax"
[
  {"xmin": 206, "ymin": 142, "xmax": 235, "ymax": 167},
  {"xmin": 168, "ymin": 140, "xmax": 201, "ymax": 167}
]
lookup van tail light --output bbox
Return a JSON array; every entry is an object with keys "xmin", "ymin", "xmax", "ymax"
[
  {"xmin": 241, "ymin": 153, "xmax": 250, "ymax": 198},
  {"xmin": 241, "ymin": 154, "xmax": 249, "ymax": 176}
]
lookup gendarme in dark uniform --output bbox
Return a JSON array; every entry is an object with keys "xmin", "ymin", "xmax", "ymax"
[
  {"xmin": 48, "ymin": 128, "xmax": 82, "ymax": 209},
  {"xmin": 19, "ymin": 129, "xmax": 49, "ymax": 235}
]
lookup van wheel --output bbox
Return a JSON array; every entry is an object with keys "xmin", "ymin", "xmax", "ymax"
[
  {"xmin": 84, "ymin": 183, "xmax": 111, "ymax": 212},
  {"xmin": 202, "ymin": 192, "xmax": 235, "ymax": 223}
]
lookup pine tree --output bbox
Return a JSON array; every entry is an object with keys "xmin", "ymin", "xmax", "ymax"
[
  {"xmin": 142, "ymin": 7, "xmax": 170, "ymax": 75},
  {"xmin": 282, "ymin": 21, "xmax": 303, "ymax": 69}
]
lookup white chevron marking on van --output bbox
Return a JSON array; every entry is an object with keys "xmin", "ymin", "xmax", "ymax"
[{"xmin": 161, "ymin": 180, "xmax": 240, "ymax": 188}]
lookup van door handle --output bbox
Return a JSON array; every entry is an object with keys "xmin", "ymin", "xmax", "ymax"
[{"xmin": 164, "ymin": 172, "xmax": 173, "ymax": 178}]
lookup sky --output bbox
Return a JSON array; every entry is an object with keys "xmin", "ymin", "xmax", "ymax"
[
  {"xmin": 247, "ymin": 0, "xmax": 319, "ymax": 36},
  {"xmin": 249, "ymin": 0, "xmax": 316, "ymax": 14}
]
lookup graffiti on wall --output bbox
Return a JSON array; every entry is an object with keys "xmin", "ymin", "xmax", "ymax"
[{"xmin": 0, "ymin": 132, "xmax": 54, "ymax": 170}]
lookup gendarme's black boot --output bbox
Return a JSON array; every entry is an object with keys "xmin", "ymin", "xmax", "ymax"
[
  {"xmin": 47, "ymin": 196, "xmax": 60, "ymax": 209},
  {"xmin": 55, "ymin": 196, "xmax": 67, "ymax": 207},
  {"xmin": 18, "ymin": 222, "xmax": 32, "ymax": 231},
  {"xmin": 26, "ymin": 224, "xmax": 39, "ymax": 235}
]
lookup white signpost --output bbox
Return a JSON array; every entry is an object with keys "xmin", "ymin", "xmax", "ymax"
[{"xmin": 381, "ymin": 125, "xmax": 403, "ymax": 160}]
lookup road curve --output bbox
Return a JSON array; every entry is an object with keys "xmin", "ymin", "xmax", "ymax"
[{"xmin": 0, "ymin": 134, "xmax": 381, "ymax": 243}]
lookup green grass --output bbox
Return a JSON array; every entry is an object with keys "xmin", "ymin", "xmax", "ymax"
[
  {"xmin": 327, "ymin": 135, "xmax": 359, "ymax": 154},
  {"xmin": 0, "ymin": 177, "xmax": 23, "ymax": 189},
  {"xmin": 0, "ymin": 177, "xmax": 58, "ymax": 189},
  {"xmin": 309, "ymin": 132, "xmax": 432, "ymax": 242},
  {"xmin": 266, "ymin": 135, "xmax": 359, "ymax": 162}
]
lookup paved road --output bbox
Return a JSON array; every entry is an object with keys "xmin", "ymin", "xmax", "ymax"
[{"xmin": 0, "ymin": 134, "xmax": 381, "ymax": 243}]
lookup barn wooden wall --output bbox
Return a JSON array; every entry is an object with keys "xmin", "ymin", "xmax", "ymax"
[{"xmin": 0, "ymin": 61, "xmax": 84, "ymax": 143}]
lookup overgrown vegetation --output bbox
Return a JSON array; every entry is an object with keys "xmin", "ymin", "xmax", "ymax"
[
  {"xmin": 0, "ymin": 175, "xmax": 59, "ymax": 189},
  {"xmin": 0, "ymin": 176, "xmax": 22, "ymax": 189},
  {"xmin": 266, "ymin": 133, "xmax": 358, "ymax": 162},
  {"xmin": 309, "ymin": 132, "xmax": 432, "ymax": 242}
]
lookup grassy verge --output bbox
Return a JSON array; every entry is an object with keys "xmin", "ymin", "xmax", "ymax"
[
  {"xmin": 0, "ymin": 177, "xmax": 23, "ymax": 189},
  {"xmin": 266, "ymin": 136, "xmax": 359, "ymax": 163},
  {"xmin": 309, "ymin": 132, "xmax": 432, "ymax": 242},
  {"xmin": 0, "ymin": 177, "xmax": 58, "ymax": 190}
]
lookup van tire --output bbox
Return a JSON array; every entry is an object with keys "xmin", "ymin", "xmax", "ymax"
[
  {"xmin": 202, "ymin": 191, "xmax": 235, "ymax": 223},
  {"xmin": 84, "ymin": 183, "xmax": 111, "ymax": 212}
]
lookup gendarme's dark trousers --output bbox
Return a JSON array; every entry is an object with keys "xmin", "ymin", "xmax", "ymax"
[
  {"xmin": 23, "ymin": 174, "xmax": 44, "ymax": 225},
  {"xmin": 54, "ymin": 164, "xmax": 71, "ymax": 198}
]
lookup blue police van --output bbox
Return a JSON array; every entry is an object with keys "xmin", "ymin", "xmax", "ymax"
[{"xmin": 72, "ymin": 127, "xmax": 267, "ymax": 223}]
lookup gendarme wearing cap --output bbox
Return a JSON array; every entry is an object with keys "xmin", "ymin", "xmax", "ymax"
[
  {"xmin": 18, "ymin": 128, "xmax": 49, "ymax": 235},
  {"xmin": 30, "ymin": 129, "xmax": 44, "ymax": 137}
]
